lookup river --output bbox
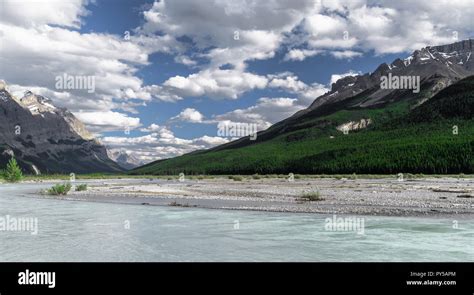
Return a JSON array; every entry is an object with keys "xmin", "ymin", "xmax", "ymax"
[{"xmin": 0, "ymin": 182, "xmax": 472, "ymax": 261}]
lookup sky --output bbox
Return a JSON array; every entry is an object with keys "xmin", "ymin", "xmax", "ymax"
[{"xmin": 1, "ymin": 0, "xmax": 473, "ymax": 163}]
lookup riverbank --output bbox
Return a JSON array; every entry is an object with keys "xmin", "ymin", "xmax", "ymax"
[{"xmin": 32, "ymin": 176, "xmax": 474, "ymax": 217}]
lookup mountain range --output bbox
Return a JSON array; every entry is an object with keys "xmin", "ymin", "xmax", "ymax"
[
  {"xmin": 0, "ymin": 81, "xmax": 123, "ymax": 174},
  {"xmin": 1, "ymin": 39, "xmax": 473, "ymax": 175},
  {"xmin": 107, "ymin": 149, "xmax": 144, "ymax": 170},
  {"xmin": 132, "ymin": 39, "xmax": 474, "ymax": 175}
]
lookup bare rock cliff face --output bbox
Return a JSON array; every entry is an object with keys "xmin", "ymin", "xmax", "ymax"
[
  {"xmin": 296, "ymin": 39, "xmax": 474, "ymax": 118},
  {"xmin": 0, "ymin": 82, "xmax": 123, "ymax": 174},
  {"xmin": 336, "ymin": 118, "xmax": 372, "ymax": 133}
]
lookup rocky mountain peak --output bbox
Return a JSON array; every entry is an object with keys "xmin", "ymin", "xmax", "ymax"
[
  {"xmin": 291, "ymin": 39, "xmax": 474, "ymax": 120},
  {"xmin": 371, "ymin": 63, "xmax": 391, "ymax": 79},
  {"xmin": 430, "ymin": 39, "xmax": 473, "ymax": 54},
  {"xmin": 5, "ymin": 87, "xmax": 96, "ymax": 141},
  {"xmin": 404, "ymin": 39, "xmax": 473, "ymax": 70},
  {"xmin": 17, "ymin": 91, "xmax": 57, "ymax": 114},
  {"xmin": 107, "ymin": 149, "xmax": 144, "ymax": 170},
  {"xmin": 331, "ymin": 75, "xmax": 357, "ymax": 92},
  {"xmin": 0, "ymin": 85, "xmax": 121, "ymax": 173}
]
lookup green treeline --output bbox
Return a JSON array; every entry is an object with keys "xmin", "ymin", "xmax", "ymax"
[{"xmin": 131, "ymin": 76, "xmax": 474, "ymax": 175}]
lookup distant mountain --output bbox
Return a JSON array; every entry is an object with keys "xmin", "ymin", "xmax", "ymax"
[
  {"xmin": 132, "ymin": 39, "xmax": 474, "ymax": 175},
  {"xmin": 107, "ymin": 149, "xmax": 144, "ymax": 170},
  {"xmin": 0, "ymin": 81, "xmax": 124, "ymax": 174},
  {"xmin": 303, "ymin": 39, "xmax": 473, "ymax": 112},
  {"xmin": 211, "ymin": 39, "xmax": 474, "ymax": 151}
]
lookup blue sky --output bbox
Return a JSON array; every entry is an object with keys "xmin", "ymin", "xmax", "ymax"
[
  {"xmin": 81, "ymin": 0, "xmax": 400, "ymax": 141},
  {"xmin": 1, "ymin": 0, "xmax": 472, "ymax": 162}
]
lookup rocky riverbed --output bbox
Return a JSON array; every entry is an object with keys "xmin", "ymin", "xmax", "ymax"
[{"xmin": 36, "ymin": 177, "xmax": 474, "ymax": 217}]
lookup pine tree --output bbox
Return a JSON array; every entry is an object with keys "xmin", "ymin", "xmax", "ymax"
[{"xmin": 3, "ymin": 157, "xmax": 23, "ymax": 183}]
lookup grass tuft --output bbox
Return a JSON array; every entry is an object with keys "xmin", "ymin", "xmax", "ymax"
[
  {"xmin": 300, "ymin": 190, "xmax": 324, "ymax": 201},
  {"xmin": 75, "ymin": 184, "xmax": 87, "ymax": 191},
  {"xmin": 47, "ymin": 183, "xmax": 72, "ymax": 195}
]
